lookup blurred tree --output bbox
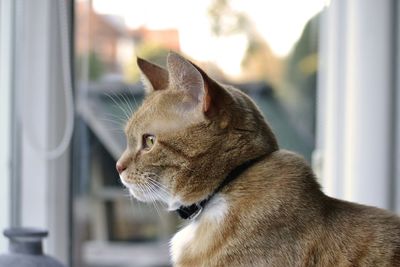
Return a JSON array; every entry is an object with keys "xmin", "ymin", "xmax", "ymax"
[
  {"xmin": 76, "ymin": 51, "xmax": 105, "ymax": 81},
  {"xmin": 208, "ymin": 0, "xmax": 320, "ymax": 157},
  {"xmin": 88, "ymin": 51, "xmax": 105, "ymax": 81},
  {"xmin": 208, "ymin": 0, "xmax": 282, "ymax": 87},
  {"xmin": 208, "ymin": 0, "xmax": 249, "ymax": 36},
  {"xmin": 281, "ymin": 13, "xmax": 320, "ymax": 142}
]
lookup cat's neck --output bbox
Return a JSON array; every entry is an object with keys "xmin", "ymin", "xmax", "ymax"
[{"xmin": 175, "ymin": 153, "xmax": 268, "ymax": 220}]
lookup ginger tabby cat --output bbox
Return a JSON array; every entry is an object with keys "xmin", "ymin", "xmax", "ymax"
[{"xmin": 116, "ymin": 52, "xmax": 400, "ymax": 267}]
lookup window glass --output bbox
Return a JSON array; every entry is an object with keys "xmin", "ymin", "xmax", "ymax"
[{"xmin": 73, "ymin": 0, "xmax": 324, "ymax": 265}]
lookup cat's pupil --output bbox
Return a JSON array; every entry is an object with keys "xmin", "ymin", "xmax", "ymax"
[{"xmin": 143, "ymin": 134, "xmax": 155, "ymax": 150}]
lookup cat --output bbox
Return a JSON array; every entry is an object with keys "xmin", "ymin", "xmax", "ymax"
[{"xmin": 116, "ymin": 52, "xmax": 400, "ymax": 267}]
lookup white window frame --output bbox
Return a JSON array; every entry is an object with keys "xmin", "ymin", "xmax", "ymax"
[
  {"xmin": 0, "ymin": 0, "xmax": 14, "ymax": 252},
  {"xmin": 396, "ymin": 0, "xmax": 400, "ymax": 213},
  {"xmin": 316, "ymin": 0, "xmax": 398, "ymax": 211},
  {"xmin": 1, "ymin": 0, "xmax": 72, "ymax": 263}
]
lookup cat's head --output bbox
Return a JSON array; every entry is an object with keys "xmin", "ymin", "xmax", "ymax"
[{"xmin": 116, "ymin": 52, "xmax": 278, "ymax": 209}]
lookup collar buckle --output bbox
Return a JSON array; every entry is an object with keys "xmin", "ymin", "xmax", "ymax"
[{"xmin": 176, "ymin": 203, "xmax": 203, "ymax": 220}]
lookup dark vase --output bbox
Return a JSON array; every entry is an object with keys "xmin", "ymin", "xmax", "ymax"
[{"xmin": 0, "ymin": 228, "xmax": 65, "ymax": 267}]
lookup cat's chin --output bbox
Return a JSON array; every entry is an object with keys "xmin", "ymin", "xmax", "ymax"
[
  {"xmin": 120, "ymin": 178, "xmax": 149, "ymax": 202},
  {"xmin": 125, "ymin": 186, "xmax": 156, "ymax": 203},
  {"xmin": 123, "ymin": 182, "xmax": 170, "ymax": 204},
  {"xmin": 120, "ymin": 176, "xmax": 176, "ymax": 206},
  {"xmin": 128, "ymin": 188, "xmax": 149, "ymax": 202}
]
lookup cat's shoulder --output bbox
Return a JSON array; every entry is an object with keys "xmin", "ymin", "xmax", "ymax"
[
  {"xmin": 263, "ymin": 149, "xmax": 313, "ymax": 173},
  {"xmin": 269, "ymin": 149, "xmax": 307, "ymax": 161}
]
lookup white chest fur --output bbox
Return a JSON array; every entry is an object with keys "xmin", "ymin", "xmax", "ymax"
[
  {"xmin": 169, "ymin": 195, "xmax": 228, "ymax": 264},
  {"xmin": 170, "ymin": 220, "xmax": 198, "ymax": 263}
]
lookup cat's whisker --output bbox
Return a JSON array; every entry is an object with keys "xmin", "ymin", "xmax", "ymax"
[
  {"xmin": 149, "ymin": 188, "xmax": 169, "ymax": 205},
  {"xmin": 140, "ymin": 182, "xmax": 153, "ymax": 201},
  {"xmin": 120, "ymin": 92, "xmax": 136, "ymax": 118},
  {"xmin": 120, "ymin": 91, "xmax": 135, "ymax": 115},
  {"xmin": 104, "ymin": 92, "xmax": 131, "ymax": 121},
  {"xmin": 98, "ymin": 119, "xmax": 124, "ymax": 127},
  {"xmin": 146, "ymin": 181, "xmax": 168, "ymax": 203},
  {"xmin": 131, "ymin": 91, "xmax": 139, "ymax": 110},
  {"xmin": 117, "ymin": 92, "xmax": 132, "ymax": 116},
  {"xmin": 99, "ymin": 118, "xmax": 125, "ymax": 128},
  {"xmin": 155, "ymin": 199, "xmax": 167, "ymax": 215},
  {"xmin": 143, "ymin": 173, "xmax": 170, "ymax": 193},
  {"xmin": 146, "ymin": 181, "xmax": 169, "ymax": 211},
  {"xmin": 144, "ymin": 184, "xmax": 163, "ymax": 218},
  {"xmin": 125, "ymin": 86, "xmax": 138, "ymax": 110},
  {"xmin": 153, "ymin": 194, "xmax": 168, "ymax": 215},
  {"xmin": 115, "ymin": 93, "xmax": 133, "ymax": 120},
  {"xmin": 127, "ymin": 193, "xmax": 139, "ymax": 219},
  {"xmin": 101, "ymin": 114, "xmax": 127, "ymax": 125},
  {"xmin": 100, "ymin": 123, "xmax": 124, "ymax": 131},
  {"xmin": 133, "ymin": 185, "xmax": 147, "ymax": 216},
  {"xmin": 140, "ymin": 183, "xmax": 157, "ymax": 213},
  {"xmin": 147, "ymin": 178, "xmax": 170, "ymax": 194},
  {"xmin": 103, "ymin": 111, "xmax": 127, "ymax": 120},
  {"xmin": 137, "ymin": 183, "xmax": 156, "ymax": 216},
  {"xmin": 147, "ymin": 180, "xmax": 171, "ymax": 205},
  {"xmin": 147, "ymin": 174, "xmax": 168, "ymax": 187},
  {"xmin": 136, "ymin": 183, "xmax": 146, "ymax": 199}
]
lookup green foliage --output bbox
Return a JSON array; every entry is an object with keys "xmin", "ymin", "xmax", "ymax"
[
  {"xmin": 88, "ymin": 51, "xmax": 105, "ymax": 81},
  {"xmin": 124, "ymin": 42, "xmax": 170, "ymax": 83},
  {"xmin": 281, "ymin": 13, "xmax": 320, "ymax": 140},
  {"xmin": 208, "ymin": 0, "xmax": 272, "ymax": 82},
  {"xmin": 208, "ymin": 0, "xmax": 249, "ymax": 36},
  {"xmin": 76, "ymin": 51, "xmax": 105, "ymax": 81}
]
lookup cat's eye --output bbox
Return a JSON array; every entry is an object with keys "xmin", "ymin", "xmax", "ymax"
[{"xmin": 142, "ymin": 134, "xmax": 156, "ymax": 150}]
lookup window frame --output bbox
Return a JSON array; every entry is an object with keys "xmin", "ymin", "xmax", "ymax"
[
  {"xmin": 0, "ymin": 0, "xmax": 14, "ymax": 252},
  {"xmin": 316, "ymin": 0, "xmax": 397, "ymax": 210},
  {"xmin": 1, "ymin": 0, "xmax": 73, "ymax": 264}
]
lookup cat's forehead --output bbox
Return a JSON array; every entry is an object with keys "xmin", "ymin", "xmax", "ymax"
[{"xmin": 125, "ymin": 90, "xmax": 203, "ymax": 136}]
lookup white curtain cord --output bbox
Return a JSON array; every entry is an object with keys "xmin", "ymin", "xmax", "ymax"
[
  {"xmin": 45, "ymin": 0, "xmax": 74, "ymax": 160},
  {"xmin": 23, "ymin": 0, "xmax": 74, "ymax": 160}
]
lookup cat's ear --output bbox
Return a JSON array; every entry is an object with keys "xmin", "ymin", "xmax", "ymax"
[
  {"xmin": 137, "ymin": 57, "xmax": 169, "ymax": 93},
  {"xmin": 167, "ymin": 52, "xmax": 216, "ymax": 115}
]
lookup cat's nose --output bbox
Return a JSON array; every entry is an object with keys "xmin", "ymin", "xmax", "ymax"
[{"xmin": 116, "ymin": 162, "xmax": 127, "ymax": 174}]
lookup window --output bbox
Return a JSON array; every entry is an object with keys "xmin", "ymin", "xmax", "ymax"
[
  {"xmin": 0, "ymin": 0, "xmax": 12, "ymax": 252},
  {"xmin": 1, "ymin": 1, "xmax": 398, "ymax": 266},
  {"xmin": 73, "ymin": 0, "xmax": 324, "ymax": 265},
  {"xmin": 316, "ymin": 0, "xmax": 399, "ymax": 210}
]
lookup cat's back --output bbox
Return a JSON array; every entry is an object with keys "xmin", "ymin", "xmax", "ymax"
[
  {"xmin": 225, "ymin": 150, "xmax": 400, "ymax": 266},
  {"xmin": 317, "ymin": 197, "xmax": 400, "ymax": 266},
  {"xmin": 270, "ymin": 151, "xmax": 400, "ymax": 266}
]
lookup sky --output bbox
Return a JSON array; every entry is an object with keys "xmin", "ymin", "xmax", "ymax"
[{"xmin": 91, "ymin": 0, "xmax": 325, "ymax": 76}]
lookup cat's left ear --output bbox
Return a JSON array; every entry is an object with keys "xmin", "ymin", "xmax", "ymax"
[
  {"xmin": 137, "ymin": 57, "xmax": 169, "ymax": 93},
  {"xmin": 167, "ymin": 52, "xmax": 221, "ymax": 116}
]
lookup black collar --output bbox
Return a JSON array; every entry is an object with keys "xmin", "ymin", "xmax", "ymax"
[{"xmin": 176, "ymin": 155, "xmax": 265, "ymax": 220}]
